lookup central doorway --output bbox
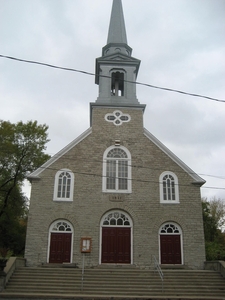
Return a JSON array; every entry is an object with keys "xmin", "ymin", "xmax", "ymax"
[{"xmin": 100, "ymin": 211, "xmax": 132, "ymax": 264}]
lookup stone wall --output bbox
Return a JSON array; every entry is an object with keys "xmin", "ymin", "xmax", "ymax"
[{"xmin": 25, "ymin": 106, "xmax": 205, "ymax": 269}]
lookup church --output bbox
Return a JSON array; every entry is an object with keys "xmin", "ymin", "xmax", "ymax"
[{"xmin": 25, "ymin": 0, "xmax": 206, "ymax": 269}]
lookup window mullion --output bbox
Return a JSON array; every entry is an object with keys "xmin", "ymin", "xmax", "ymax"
[{"xmin": 115, "ymin": 159, "xmax": 119, "ymax": 190}]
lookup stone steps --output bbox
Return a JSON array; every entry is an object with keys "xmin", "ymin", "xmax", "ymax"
[{"xmin": 1, "ymin": 267, "xmax": 225, "ymax": 299}]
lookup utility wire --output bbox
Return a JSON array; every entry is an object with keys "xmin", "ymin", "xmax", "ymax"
[
  {"xmin": 1, "ymin": 54, "xmax": 225, "ymax": 103},
  {"xmin": 1, "ymin": 146, "xmax": 224, "ymax": 180},
  {"xmin": 26, "ymin": 164, "xmax": 225, "ymax": 191}
]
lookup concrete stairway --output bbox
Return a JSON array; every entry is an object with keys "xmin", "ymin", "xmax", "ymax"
[{"xmin": 1, "ymin": 267, "xmax": 225, "ymax": 299}]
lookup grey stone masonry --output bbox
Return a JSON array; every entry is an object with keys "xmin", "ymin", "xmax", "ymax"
[{"xmin": 25, "ymin": 106, "xmax": 205, "ymax": 269}]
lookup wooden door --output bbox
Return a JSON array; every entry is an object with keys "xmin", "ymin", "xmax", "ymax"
[
  {"xmin": 49, "ymin": 233, "xmax": 72, "ymax": 263},
  {"xmin": 160, "ymin": 235, "xmax": 181, "ymax": 264},
  {"xmin": 102, "ymin": 227, "xmax": 131, "ymax": 263}
]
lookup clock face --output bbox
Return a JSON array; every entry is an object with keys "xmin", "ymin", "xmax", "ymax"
[{"xmin": 105, "ymin": 110, "xmax": 131, "ymax": 126}]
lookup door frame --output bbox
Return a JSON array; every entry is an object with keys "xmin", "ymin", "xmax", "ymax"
[
  {"xmin": 158, "ymin": 222, "xmax": 183, "ymax": 265},
  {"xmin": 99, "ymin": 210, "xmax": 133, "ymax": 264},
  {"xmin": 47, "ymin": 220, "xmax": 74, "ymax": 263}
]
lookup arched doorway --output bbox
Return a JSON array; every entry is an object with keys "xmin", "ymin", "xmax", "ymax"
[
  {"xmin": 48, "ymin": 220, "xmax": 73, "ymax": 263},
  {"xmin": 100, "ymin": 211, "xmax": 133, "ymax": 264},
  {"xmin": 159, "ymin": 222, "xmax": 183, "ymax": 265}
]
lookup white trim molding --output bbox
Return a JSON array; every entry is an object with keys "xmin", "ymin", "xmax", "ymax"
[
  {"xmin": 144, "ymin": 128, "xmax": 206, "ymax": 186},
  {"xmin": 53, "ymin": 169, "xmax": 74, "ymax": 202},
  {"xmin": 159, "ymin": 171, "xmax": 179, "ymax": 204},
  {"xmin": 102, "ymin": 145, "xmax": 132, "ymax": 193}
]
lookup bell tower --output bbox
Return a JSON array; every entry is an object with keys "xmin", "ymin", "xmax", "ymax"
[{"xmin": 93, "ymin": 0, "xmax": 145, "ymax": 109}]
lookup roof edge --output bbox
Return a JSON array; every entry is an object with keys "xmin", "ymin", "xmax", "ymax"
[
  {"xmin": 143, "ymin": 128, "xmax": 206, "ymax": 186},
  {"xmin": 27, "ymin": 127, "xmax": 92, "ymax": 179}
]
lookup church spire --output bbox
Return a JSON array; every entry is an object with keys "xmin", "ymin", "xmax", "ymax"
[
  {"xmin": 107, "ymin": 0, "xmax": 127, "ymax": 45},
  {"xmin": 93, "ymin": 0, "xmax": 145, "ymax": 111}
]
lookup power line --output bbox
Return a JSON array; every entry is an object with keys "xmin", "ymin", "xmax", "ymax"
[
  {"xmin": 48, "ymin": 152, "xmax": 225, "ymax": 180},
  {"xmin": 26, "ymin": 164, "xmax": 225, "ymax": 191},
  {"xmin": 1, "ymin": 54, "xmax": 225, "ymax": 103},
  {"xmin": 1, "ymin": 146, "xmax": 224, "ymax": 180}
]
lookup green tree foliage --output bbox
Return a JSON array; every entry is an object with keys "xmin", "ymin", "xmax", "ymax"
[
  {"xmin": 0, "ymin": 120, "xmax": 50, "ymax": 256},
  {"xmin": 202, "ymin": 198, "xmax": 225, "ymax": 261}
]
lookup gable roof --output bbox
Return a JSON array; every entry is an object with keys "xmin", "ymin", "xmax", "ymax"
[
  {"xmin": 28, "ymin": 127, "xmax": 92, "ymax": 180},
  {"xmin": 144, "ymin": 128, "xmax": 206, "ymax": 185}
]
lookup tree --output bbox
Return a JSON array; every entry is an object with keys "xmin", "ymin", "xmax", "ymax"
[
  {"xmin": 207, "ymin": 197, "xmax": 225, "ymax": 230},
  {"xmin": 202, "ymin": 198, "xmax": 225, "ymax": 261},
  {"xmin": 0, "ymin": 120, "xmax": 50, "ymax": 255}
]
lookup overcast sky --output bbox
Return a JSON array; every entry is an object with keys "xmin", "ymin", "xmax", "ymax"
[{"xmin": 0, "ymin": 0, "xmax": 225, "ymax": 200}]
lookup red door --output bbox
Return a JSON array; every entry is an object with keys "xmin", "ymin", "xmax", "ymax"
[
  {"xmin": 160, "ymin": 235, "xmax": 181, "ymax": 264},
  {"xmin": 102, "ymin": 227, "xmax": 131, "ymax": 263},
  {"xmin": 49, "ymin": 233, "xmax": 72, "ymax": 263}
]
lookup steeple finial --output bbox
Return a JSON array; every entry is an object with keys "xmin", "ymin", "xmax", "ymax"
[{"xmin": 107, "ymin": 0, "xmax": 127, "ymax": 45}]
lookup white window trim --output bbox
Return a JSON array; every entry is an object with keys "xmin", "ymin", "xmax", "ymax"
[
  {"xmin": 102, "ymin": 145, "xmax": 132, "ymax": 194},
  {"xmin": 159, "ymin": 171, "xmax": 179, "ymax": 204},
  {"xmin": 53, "ymin": 169, "xmax": 74, "ymax": 201},
  {"xmin": 105, "ymin": 110, "xmax": 131, "ymax": 126}
]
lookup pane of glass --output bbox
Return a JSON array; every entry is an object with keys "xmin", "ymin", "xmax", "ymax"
[
  {"xmin": 63, "ymin": 176, "xmax": 67, "ymax": 184},
  {"xmin": 106, "ymin": 160, "xmax": 116, "ymax": 189},
  {"xmin": 120, "ymin": 116, "xmax": 129, "ymax": 121},
  {"xmin": 110, "ymin": 219, "xmax": 116, "ymax": 225},
  {"xmin": 107, "ymin": 116, "xmax": 116, "ymax": 121},
  {"xmin": 62, "ymin": 185, "xmax": 66, "ymax": 198},
  {"xmin": 117, "ymin": 218, "xmax": 123, "ymax": 225},
  {"xmin": 119, "ymin": 178, "xmax": 127, "ymax": 190},
  {"xmin": 107, "ymin": 148, "xmax": 127, "ymax": 158}
]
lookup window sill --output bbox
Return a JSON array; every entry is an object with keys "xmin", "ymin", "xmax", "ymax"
[
  {"xmin": 53, "ymin": 199, "xmax": 73, "ymax": 202},
  {"xmin": 160, "ymin": 201, "xmax": 180, "ymax": 204},
  {"xmin": 102, "ymin": 190, "xmax": 132, "ymax": 194}
]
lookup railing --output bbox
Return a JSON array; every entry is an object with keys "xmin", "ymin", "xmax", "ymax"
[
  {"xmin": 81, "ymin": 253, "xmax": 85, "ymax": 291},
  {"xmin": 152, "ymin": 255, "xmax": 164, "ymax": 292}
]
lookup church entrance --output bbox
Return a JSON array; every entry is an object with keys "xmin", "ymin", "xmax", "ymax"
[
  {"xmin": 48, "ymin": 220, "xmax": 73, "ymax": 264},
  {"xmin": 159, "ymin": 223, "xmax": 182, "ymax": 265},
  {"xmin": 100, "ymin": 211, "xmax": 132, "ymax": 264}
]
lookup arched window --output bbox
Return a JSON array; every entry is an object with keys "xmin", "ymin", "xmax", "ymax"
[
  {"xmin": 53, "ymin": 169, "xmax": 74, "ymax": 201},
  {"xmin": 50, "ymin": 220, "xmax": 72, "ymax": 232},
  {"xmin": 101, "ymin": 211, "xmax": 131, "ymax": 226},
  {"xmin": 159, "ymin": 171, "xmax": 179, "ymax": 203},
  {"xmin": 102, "ymin": 146, "xmax": 131, "ymax": 193},
  {"xmin": 160, "ymin": 223, "xmax": 181, "ymax": 234}
]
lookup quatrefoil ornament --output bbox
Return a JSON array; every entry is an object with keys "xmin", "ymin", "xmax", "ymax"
[{"xmin": 105, "ymin": 110, "xmax": 131, "ymax": 126}]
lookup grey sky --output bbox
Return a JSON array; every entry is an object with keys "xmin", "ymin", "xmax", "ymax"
[{"xmin": 0, "ymin": 0, "xmax": 225, "ymax": 199}]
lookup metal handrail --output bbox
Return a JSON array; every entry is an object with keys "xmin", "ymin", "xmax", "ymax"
[{"xmin": 152, "ymin": 255, "xmax": 164, "ymax": 292}]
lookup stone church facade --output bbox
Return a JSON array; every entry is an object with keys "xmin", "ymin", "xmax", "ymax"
[{"xmin": 25, "ymin": 0, "xmax": 206, "ymax": 269}]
